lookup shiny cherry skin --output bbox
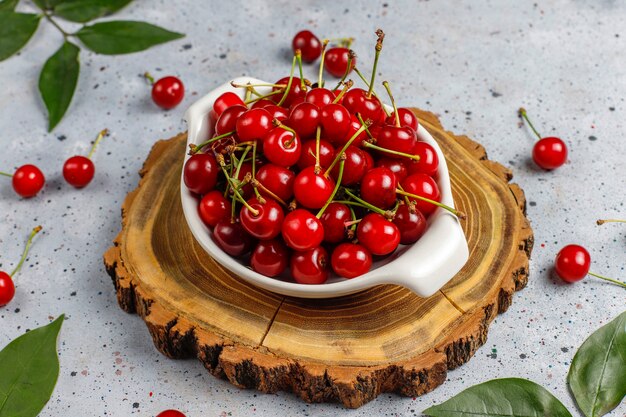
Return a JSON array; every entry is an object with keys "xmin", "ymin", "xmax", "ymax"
[
  {"xmin": 281, "ymin": 209, "xmax": 324, "ymax": 251},
  {"xmin": 376, "ymin": 125, "xmax": 418, "ymax": 157},
  {"xmin": 362, "ymin": 149, "xmax": 374, "ymax": 172},
  {"xmin": 407, "ymin": 142, "xmax": 439, "ymax": 177},
  {"xmin": 272, "ymin": 76, "xmax": 305, "ymax": 107},
  {"xmin": 305, "ymin": 88, "xmax": 334, "ymax": 108},
  {"xmin": 251, "ymin": 239, "xmax": 289, "ymax": 277},
  {"xmin": 0, "ymin": 271, "xmax": 16, "ymax": 307},
  {"xmin": 319, "ymin": 202, "xmax": 351, "ymax": 243},
  {"xmin": 213, "ymin": 220, "xmax": 253, "ymax": 257},
  {"xmin": 360, "ymin": 167, "xmax": 398, "ymax": 209},
  {"xmin": 401, "ymin": 173, "xmax": 441, "ymax": 216},
  {"xmin": 320, "ymin": 103, "xmax": 351, "ymax": 142},
  {"xmin": 293, "ymin": 166, "xmax": 335, "ymax": 209},
  {"xmin": 63, "ymin": 156, "xmax": 94, "ymax": 188},
  {"xmin": 356, "ymin": 213, "xmax": 400, "ymax": 256},
  {"xmin": 331, "ymin": 243, "xmax": 372, "ymax": 278},
  {"xmin": 263, "ymin": 127, "xmax": 302, "ymax": 167},
  {"xmin": 215, "ymin": 105, "xmax": 247, "ymax": 136},
  {"xmin": 290, "ymin": 246, "xmax": 329, "ymax": 284},
  {"xmin": 11, "ymin": 164, "xmax": 45, "ymax": 198},
  {"xmin": 292, "ymin": 30, "xmax": 322, "ymax": 63},
  {"xmin": 392, "ymin": 204, "xmax": 427, "ymax": 244},
  {"xmin": 324, "ymin": 47, "xmax": 355, "ymax": 77},
  {"xmin": 264, "ymin": 105, "xmax": 289, "ymax": 122},
  {"xmin": 331, "ymin": 145, "xmax": 367, "ymax": 185},
  {"xmin": 198, "ymin": 190, "xmax": 231, "ymax": 227},
  {"xmin": 183, "ymin": 153, "xmax": 219, "ymax": 195},
  {"xmin": 533, "ymin": 137, "xmax": 567, "ymax": 170},
  {"xmin": 287, "ymin": 102, "xmax": 320, "ymax": 139},
  {"xmin": 151, "ymin": 76, "xmax": 184, "ymax": 109},
  {"xmin": 251, "ymin": 99, "xmax": 275, "ymax": 109},
  {"xmin": 240, "ymin": 197, "xmax": 284, "ymax": 240},
  {"xmin": 256, "ymin": 164, "xmax": 295, "ymax": 201},
  {"xmin": 376, "ymin": 157, "xmax": 408, "ymax": 183},
  {"xmin": 156, "ymin": 410, "xmax": 187, "ymax": 417},
  {"xmin": 554, "ymin": 244, "xmax": 590, "ymax": 283},
  {"xmin": 337, "ymin": 114, "xmax": 369, "ymax": 147},
  {"xmin": 386, "ymin": 108, "xmax": 419, "ymax": 131},
  {"xmin": 236, "ymin": 108, "xmax": 272, "ymax": 141},
  {"xmin": 342, "ymin": 88, "xmax": 385, "ymax": 125},
  {"xmin": 213, "ymin": 92, "xmax": 245, "ymax": 116},
  {"xmin": 297, "ymin": 139, "xmax": 335, "ymax": 170}
]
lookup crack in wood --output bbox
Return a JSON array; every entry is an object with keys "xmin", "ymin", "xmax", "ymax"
[{"xmin": 260, "ymin": 297, "xmax": 285, "ymax": 347}]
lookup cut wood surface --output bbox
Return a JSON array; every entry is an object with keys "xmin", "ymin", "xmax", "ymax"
[{"xmin": 104, "ymin": 109, "xmax": 533, "ymax": 408}]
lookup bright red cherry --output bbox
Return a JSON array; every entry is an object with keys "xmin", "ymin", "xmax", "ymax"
[
  {"xmin": 213, "ymin": 220, "xmax": 253, "ymax": 257},
  {"xmin": 287, "ymin": 102, "xmax": 320, "ymax": 139},
  {"xmin": 63, "ymin": 156, "xmax": 94, "ymax": 188},
  {"xmin": 407, "ymin": 142, "xmax": 439, "ymax": 177},
  {"xmin": 305, "ymin": 88, "xmax": 334, "ymax": 108},
  {"xmin": 156, "ymin": 410, "xmax": 186, "ymax": 417},
  {"xmin": 292, "ymin": 30, "xmax": 322, "ymax": 63},
  {"xmin": 240, "ymin": 197, "xmax": 284, "ymax": 240},
  {"xmin": 256, "ymin": 164, "xmax": 295, "ymax": 201},
  {"xmin": 151, "ymin": 76, "xmax": 184, "ymax": 109},
  {"xmin": 336, "ymin": 114, "xmax": 368, "ymax": 147},
  {"xmin": 183, "ymin": 153, "xmax": 219, "ymax": 195},
  {"xmin": 213, "ymin": 92, "xmax": 245, "ymax": 116},
  {"xmin": 324, "ymin": 47, "xmax": 355, "ymax": 77},
  {"xmin": 331, "ymin": 243, "xmax": 372, "ymax": 278},
  {"xmin": 6, "ymin": 165, "xmax": 45, "ymax": 198},
  {"xmin": 0, "ymin": 226, "xmax": 42, "ymax": 307},
  {"xmin": 263, "ymin": 127, "xmax": 302, "ymax": 167},
  {"xmin": 251, "ymin": 239, "xmax": 289, "ymax": 277},
  {"xmin": 215, "ymin": 105, "xmax": 247, "ymax": 136},
  {"xmin": 198, "ymin": 190, "xmax": 231, "ymax": 227},
  {"xmin": 297, "ymin": 139, "xmax": 335, "ymax": 170},
  {"xmin": 393, "ymin": 204, "xmax": 427, "ymax": 244},
  {"xmin": 264, "ymin": 105, "xmax": 289, "ymax": 122},
  {"xmin": 356, "ymin": 213, "xmax": 400, "ymax": 256},
  {"xmin": 360, "ymin": 167, "xmax": 397, "ymax": 209},
  {"xmin": 400, "ymin": 173, "xmax": 441, "ymax": 216},
  {"xmin": 386, "ymin": 108, "xmax": 419, "ymax": 131},
  {"xmin": 281, "ymin": 209, "xmax": 324, "ymax": 251},
  {"xmin": 293, "ymin": 166, "xmax": 335, "ymax": 209},
  {"xmin": 331, "ymin": 146, "xmax": 367, "ymax": 185},
  {"xmin": 320, "ymin": 103, "xmax": 351, "ymax": 142},
  {"xmin": 251, "ymin": 99, "xmax": 275, "ymax": 109},
  {"xmin": 319, "ymin": 202, "xmax": 351, "ymax": 243},
  {"xmin": 290, "ymin": 246, "xmax": 329, "ymax": 284},
  {"xmin": 554, "ymin": 245, "xmax": 590, "ymax": 283},
  {"xmin": 376, "ymin": 157, "xmax": 408, "ymax": 183},
  {"xmin": 342, "ymin": 88, "xmax": 385, "ymax": 125},
  {"xmin": 236, "ymin": 108, "xmax": 272, "ymax": 142},
  {"xmin": 376, "ymin": 125, "xmax": 418, "ymax": 157},
  {"xmin": 533, "ymin": 137, "xmax": 568, "ymax": 170},
  {"xmin": 272, "ymin": 76, "xmax": 305, "ymax": 107}
]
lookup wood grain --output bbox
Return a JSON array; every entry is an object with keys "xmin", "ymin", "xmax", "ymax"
[{"xmin": 104, "ymin": 109, "xmax": 533, "ymax": 408}]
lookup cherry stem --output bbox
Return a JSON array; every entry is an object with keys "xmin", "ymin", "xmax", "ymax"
[
  {"xmin": 0, "ymin": 171, "xmax": 13, "ymax": 178},
  {"xmin": 87, "ymin": 128, "xmax": 109, "ymax": 159},
  {"xmin": 344, "ymin": 219, "xmax": 362, "ymax": 227},
  {"xmin": 343, "ymin": 189, "xmax": 387, "ymax": 216},
  {"xmin": 244, "ymin": 89, "xmax": 283, "ymax": 105},
  {"xmin": 597, "ymin": 219, "xmax": 626, "ymax": 225},
  {"xmin": 588, "ymin": 272, "xmax": 626, "ymax": 289},
  {"xmin": 355, "ymin": 113, "xmax": 376, "ymax": 141},
  {"xmin": 190, "ymin": 130, "xmax": 236, "ymax": 154},
  {"xmin": 324, "ymin": 120, "xmax": 370, "ymax": 176},
  {"xmin": 518, "ymin": 108, "xmax": 543, "ymax": 141},
  {"xmin": 143, "ymin": 72, "xmax": 155, "ymax": 85},
  {"xmin": 382, "ymin": 81, "xmax": 400, "ymax": 127},
  {"xmin": 251, "ymin": 179, "xmax": 286, "ymax": 207},
  {"xmin": 315, "ymin": 126, "xmax": 322, "ymax": 172},
  {"xmin": 10, "ymin": 226, "xmax": 43, "ymax": 278},
  {"xmin": 218, "ymin": 157, "xmax": 259, "ymax": 217},
  {"xmin": 277, "ymin": 54, "xmax": 297, "ymax": 107},
  {"xmin": 274, "ymin": 120, "xmax": 298, "ymax": 148},
  {"xmin": 316, "ymin": 157, "xmax": 345, "ymax": 218},
  {"xmin": 395, "ymin": 189, "xmax": 466, "ymax": 219},
  {"xmin": 353, "ymin": 68, "xmax": 389, "ymax": 116},
  {"xmin": 318, "ymin": 39, "xmax": 329, "ymax": 88},
  {"xmin": 367, "ymin": 29, "xmax": 385, "ymax": 97},
  {"xmin": 295, "ymin": 50, "xmax": 306, "ymax": 91},
  {"xmin": 333, "ymin": 49, "xmax": 356, "ymax": 90},
  {"xmin": 363, "ymin": 141, "xmax": 420, "ymax": 161},
  {"xmin": 327, "ymin": 37, "xmax": 354, "ymax": 47},
  {"xmin": 332, "ymin": 80, "xmax": 353, "ymax": 104},
  {"xmin": 231, "ymin": 82, "xmax": 286, "ymax": 89}
]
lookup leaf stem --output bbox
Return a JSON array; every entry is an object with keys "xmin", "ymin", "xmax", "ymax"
[
  {"xmin": 588, "ymin": 272, "xmax": 626, "ymax": 288},
  {"xmin": 518, "ymin": 107, "xmax": 542, "ymax": 141},
  {"xmin": 10, "ymin": 226, "xmax": 43, "ymax": 278},
  {"xmin": 43, "ymin": 12, "xmax": 70, "ymax": 38},
  {"xmin": 87, "ymin": 128, "xmax": 109, "ymax": 159}
]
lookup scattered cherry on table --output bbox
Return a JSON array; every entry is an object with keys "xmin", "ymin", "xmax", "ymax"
[
  {"xmin": 156, "ymin": 410, "xmax": 186, "ymax": 417},
  {"xmin": 554, "ymin": 244, "xmax": 625, "ymax": 288},
  {"xmin": 292, "ymin": 30, "xmax": 322, "ymax": 63},
  {"xmin": 145, "ymin": 72, "xmax": 185, "ymax": 109},
  {"xmin": 63, "ymin": 128, "xmax": 109, "ymax": 188},
  {"xmin": 1, "ymin": 164, "xmax": 45, "ymax": 198},
  {"xmin": 0, "ymin": 226, "xmax": 43, "ymax": 306},
  {"xmin": 519, "ymin": 107, "xmax": 567, "ymax": 170}
]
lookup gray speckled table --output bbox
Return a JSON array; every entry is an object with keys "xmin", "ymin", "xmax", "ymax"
[{"xmin": 1, "ymin": 1, "xmax": 625, "ymax": 416}]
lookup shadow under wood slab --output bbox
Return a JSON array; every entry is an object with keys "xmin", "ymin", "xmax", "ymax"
[{"xmin": 103, "ymin": 108, "xmax": 533, "ymax": 408}]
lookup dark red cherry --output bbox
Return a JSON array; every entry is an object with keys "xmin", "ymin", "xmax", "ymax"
[
  {"xmin": 240, "ymin": 197, "xmax": 284, "ymax": 240},
  {"xmin": 331, "ymin": 243, "xmax": 372, "ymax": 278},
  {"xmin": 63, "ymin": 156, "xmax": 94, "ymax": 188},
  {"xmin": 256, "ymin": 164, "xmax": 295, "ymax": 202},
  {"xmin": 293, "ymin": 166, "xmax": 335, "ymax": 209},
  {"xmin": 251, "ymin": 239, "xmax": 290, "ymax": 277},
  {"xmin": 386, "ymin": 108, "xmax": 419, "ymax": 131},
  {"xmin": 281, "ymin": 209, "xmax": 324, "ymax": 251},
  {"xmin": 198, "ymin": 190, "xmax": 232, "ymax": 227},
  {"xmin": 356, "ymin": 213, "xmax": 400, "ymax": 256},
  {"xmin": 305, "ymin": 88, "xmax": 334, "ymax": 108},
  {"xmin": 263, "ymin": 127, "xmax": 302, "ymax": 167},
  {"xmin": 290, "ymin": 246, "xmax": 329, "ymax": 284},
  {"xmin": 360, "ymin": 167, "xmax": 397, "ymax": 209},
  {"xmin": 215, "ymin": 105, "xmax": 247, "ymax": 136},
  {"xmin": 287, "ymin": 102, "xmax": 320, "ymax": 139},
  {"xmin": 320, "ymin": 103, "xmax": 351, "ymax": 142},
  {"xmin": 292, "ymin": 30, "xmax": 322, "ymax": 63},
  {"xmin": 376, "ymin": 125, "xmax": 418, "ymax": 157},
  {"xmin": 151, "ymin": 76, "xmax": 184, "ymax": 109},
  {"xmin": 236, "ymin": 108, "xmax": 272, "ymax": 142},
  {"xmin": 272, "ymin": 76, "xmax": 305, "ymax": 107},
  {"xmin": 213, "ymin": 92, "xmax": 245, "ymax": 116},
  {"xmin": 184, "ymin": 153, "xmax": 219, "ymax": 195},
  {"xmin": 297, "ymin": 139, "xmax": 335, "ymax": 170},
  {"xmin": 331, "ymin": 145, "xmax": 367, "ymax": 185},
  {"xmin": 213, "ymin": 220, "xmax": 253, "ymax": 257},
  {"xmin": 376, "ymin": 157, "xmax": 408, "ymax": 183},
  {"xmin": 319, "ymin": 202, "xmax": 351, "ymax": 243},
  {"xmin": 392, "ymin": 204, "xmax": 427, "ymax": 244},
  {"xmin": 401, "ymin": 173, "xmax": 441, "ymax": 216},
  {"xmin": 407, "ymin": 142, "xmax": 439, "ymax": 177},
  {"xmin": 324, "ymin": 47, "xmax": 355, "ymax": 77}
]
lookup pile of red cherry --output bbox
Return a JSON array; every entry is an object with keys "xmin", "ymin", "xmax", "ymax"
[{"xmin": 183, "ymin": 30, "xmax": 463, "ymax": 284}]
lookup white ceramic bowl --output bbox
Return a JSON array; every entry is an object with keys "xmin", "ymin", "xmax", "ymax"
[{"xmin": 182, "ymin": 77, "xmax": 468, "ymax": 298}]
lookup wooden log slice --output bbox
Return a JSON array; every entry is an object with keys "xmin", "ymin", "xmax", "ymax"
[{"xmin": 104, "ymin": 109, "xmax": 533, "ymax": 408}]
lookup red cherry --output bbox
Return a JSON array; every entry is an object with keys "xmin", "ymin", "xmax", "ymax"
[
  {"xmin": 264, "ymin": 105, "xmax": 289, "ymax": 122},
  {"xmin": 290, "ymin": 246, "xmax": 329, "ymax": 284},
  {"xmin": 213, "ymin": 220, "xmax": 253, "ymax": 256},
  {"xmin": 183, "ymin": 153, "xmax": 219, "ymax": 195},
  {"xmin": 263, "ymin": 127, "xmax": 302, "ymax": 167},
  {"xmin": 554, "ymin": 244, "xmax": 590, "ymax": 283},
  {"xmin": 392, "ymin": 204, "xmax": 427, "ymax": 244},
  {"xmin": 215, "ymin": 105, "xmax": 247, "ymax": 136},
  {"xmin": 401, "ymin": 173, "xmax": 441, "ymax": 216},
  {"xmin": 236, "ymin": 108, "xmax": 272, "ymax": 142},
  {"xmin": 0, "ymin": 271, "xmax": 15, "ymax": 307},
  {"xmin": 386, "ymin": 108, "xmax": 419, "ymax": 131},
  {"xmin": 331, "ymin": 243, "xmax": 372, "ymax": 278},
  {"xmin": 332, "ymin": 145, "xmax": 367, "ymax": 185},
  {"xmin": 356, "ymin": 213, "xmax": 400, "ymax": 256},
  {"xmin": 151, "ymin": 76, "xmax": 184, "ymax": 109},
  {"xmin": 287, "ymin": 102, "xmax": 320, "ymax": 139},
  {"xmin": 360, "ymin": 167, "xmax": 397, "ymax": 209},
  {"xmin": 292, "ymin": 30, "xmax": 322, "ymax": 63},
  {"xmin": 251, "ymin": 239, "xmax": 290, "ymax": 277},
  {"xmin": 305, "ymin": 88, "xmax": 334, "ymax": 108},
  {"xmin": 281, "ymin": 209, "xmax": 324, "ymax": 251},
  {"xmin": 342, "ymin": 88, "xmax": 385, "ymax": 125},
  {"xmin": 272, "ymin": 76, "xmax": 305, "ymax": 107},
  {"xmin": 324, "ymin": 47, "xmax": 355, "ymax": 77},
  {"xmin": 293, "ymin": 166, "xmax": 335, "ymax": 209},
  {"xmin": 319, "ymin": 202, "xmax": 351, "ymax": 243},
  {"xmin": 213, "ymin": 92, "xmax": 245, "ymax": 116},
  {"xmin": 240, "ymin": 197, "xmax": 284, "ymax": 240},
  {"xmin": 297, "ymin": 139, "xmax": 335, "ymax": 170},
  {"xmin": 407, "ymin": 142, "xmax": 439, "ymax": 177},
  {"xmin": 288, "ymin": 96, "xmax": 306, "ymax": 113},
  {"xmin": 250, "ymin": 99, "xmax": 275, "ymax": 109},
  {"xmin": 336, "ymin": 114, "xmax": 368, "ymax": 147},
  {"xmin": 362, "ymin": 146, "xmax": 374, "ymax": 172},
  {"xmin": 156, "ymin": 410, "xmax": 186, "ymax": 417},
  {"xmin": 320, "ymin": 103, "xmax": 351, "ymax": 142},
  {"xmin": 63, "ymin": 156, "xmax": 95, "ymax": 188},
  {"xmin": 10, "ymin": 164, "xmax": 45, "ymax": 198},
  {"xmin": 256, "ymin": 164, "xmax": 295, "ymax": 201},
  {"xmin": 376, "ymin": 157, "xmax": 408, "ymax": 183},
  {"xmin": 533, "ymin": 137, "xmax": 567, "ymax": 170},
  {"xmin": 376, "ymin": 125, "xmax": 418, "ymax": 157},
  {"xmin": 198, "ymin": 190, "xmax": 231, "ymax": 227}
]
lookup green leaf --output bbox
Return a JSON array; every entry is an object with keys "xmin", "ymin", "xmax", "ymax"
[
  {"xmin": 0, "ymin": 12, "xmax": 41, "ymax": 61},
  {"xmin": 54, "ymin": 0, "xmax": 133, "ymax": 23},
  {"xmin": 32, "ymin": 0, "xmax": 66, "ymax": 10},
  {"xmin": 76, "ymin": 20, "xmax": 184, "ymax": 55},
  {"xmin": 568, "ymin": 311, "xmax": 626, "ymax": 417},
  {"xmin": 0, "ymin": 0, "xmax": 19, "ymax": 11},
  {"xmin": 38, "ymin": 41, "xmax": 80, "ymax": 131},
  {"xmin": 423, "ymin": 378, "xmax": 572, "ymax": 417},
  {"xmin": 0, "ymin": 315, "xmax": 64, "ymax": 417}
]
